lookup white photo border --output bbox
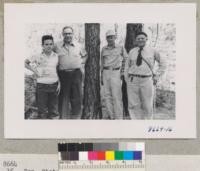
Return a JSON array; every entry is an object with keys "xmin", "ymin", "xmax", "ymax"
[{"xmin": 4, "ymin": 3, "xmax": 196, "ymax": 138}]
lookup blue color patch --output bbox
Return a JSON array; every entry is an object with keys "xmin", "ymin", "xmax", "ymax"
[
  {"xmin": 133, "ymin": 151, "xmax": 142, "ymax": 160},
  {"xmin": 123, "ymin": 151, "xmax": 134, "ymax": 160}
]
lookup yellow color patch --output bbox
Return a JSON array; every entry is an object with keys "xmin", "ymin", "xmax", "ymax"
[{"xmin": 105, "ymin": 151, "xmax": 115, "ymax": 160}]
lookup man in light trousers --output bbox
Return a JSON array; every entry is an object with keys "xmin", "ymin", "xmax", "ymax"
[
  {"xmin": 125, "ymin": 31, "xmax": 166, "ymax": 120},
  {"xmin": 101, "ymin": 30, "xmax": 128, "ymax": 119}
]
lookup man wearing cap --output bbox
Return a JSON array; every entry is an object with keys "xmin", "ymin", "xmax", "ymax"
[
  {"xmin": 124, "ymin": 31, "xmax": 166, "ymax": 119},
  {"xmin": 54, "ymin": 26, "xmax": 87, "ymax": 119},
  {"xmin": 101, "ymin": 30, "xmax": 128, "ymax": 119}
]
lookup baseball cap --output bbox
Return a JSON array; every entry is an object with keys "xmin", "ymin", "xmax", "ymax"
[{"xmin": 106, "ymin": 30, "xmax": 116, "ymax": 37}]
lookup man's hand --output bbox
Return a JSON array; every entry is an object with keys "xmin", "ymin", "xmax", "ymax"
[{"xmin": 56, "ymin": 81, "xmax": 61, "ymax": 95}]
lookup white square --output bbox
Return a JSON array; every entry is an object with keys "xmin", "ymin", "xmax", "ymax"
[
  {"xmin": 126, "ymin": 142, "xmax": 136, "ymax": 150},
  {"xmin": 79, "ymin": 152, "xmax": 88, "ymax": 161},
  {"xmin": 119, "ymin": 143, "xmax": 127, "ymax": 151},
  {"xmin": 136, "ymin": 143, "xmax": 145, "ymax": 151}
]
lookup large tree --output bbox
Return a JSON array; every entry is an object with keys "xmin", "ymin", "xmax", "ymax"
[
  {"xmin": 125, "ymin": 24, "xmax": 143, "ymax": 53},
  {"xmin": 123, "ymin": 24, "xmax": 143, "ymax": 118},
  {"xmin": 82, "ymin": 23, "xmax": 102, "ymax": 119}
]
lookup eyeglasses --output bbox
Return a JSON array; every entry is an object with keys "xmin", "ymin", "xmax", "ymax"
[{"xmin": 63, "ymin": 32, "xmax": 73, "ymax": 35}]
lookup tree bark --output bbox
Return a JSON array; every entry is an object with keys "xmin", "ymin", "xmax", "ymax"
[
  {"xmin": 123, "ymin": 24, "xmax": 143, "ymax": 118},
  {"xmin": 125, "ymin": 23, "xmax": 143, "ymax": 53},
  {"xmin": 82, "ymin": 23, "xmax": 102, "ymax": 119}
]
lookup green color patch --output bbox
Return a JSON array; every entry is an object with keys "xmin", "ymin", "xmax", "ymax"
[{"xmin": 115, "ymin": 151, "xmax": 124, "ymax": 160}]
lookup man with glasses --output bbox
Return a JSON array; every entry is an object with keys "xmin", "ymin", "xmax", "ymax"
[{"xmin": 54, "ymin": 26, "xmax": 87, "ymax": 119}]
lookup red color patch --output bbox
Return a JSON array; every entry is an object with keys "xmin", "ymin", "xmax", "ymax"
[{"xmin": 97, "ymin": 151, "xmax": 105, "ymax": 160}]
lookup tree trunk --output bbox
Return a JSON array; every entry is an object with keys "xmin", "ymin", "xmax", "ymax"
[
  {"xmin": 123, "ymin": 24, "xmax": 143, "ymax": 118},
  {"xmin": 125, "ymin": 23, "xmax": 143, "ymax": 53},
  {"xmin": 82, "ymin": 23, "xmax": 102, "ymax": 119}
]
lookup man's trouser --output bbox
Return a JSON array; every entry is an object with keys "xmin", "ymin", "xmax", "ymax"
[
  {"xmin": 58, "ymin": 69, "xmax": 82, "ymax": 119},
  {"xmin": 127, "ymin": 75, "xmax": 154, "ymax": 120},
  {"xmin": 36, "ymin": 82, "xmax": 59, "ymax": 119},
  {"xmin": 103, "ymin": 69, "xmax": 123, "ymax": 119}
]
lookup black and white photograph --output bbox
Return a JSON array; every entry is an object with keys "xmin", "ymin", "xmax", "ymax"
[
  {"xmin": 4, "ymin": 3, "xmax": 196, "ymax": 138},
  {"xmin": 25, "ymin": 23, "xmax": 176, "ymax": 120}
]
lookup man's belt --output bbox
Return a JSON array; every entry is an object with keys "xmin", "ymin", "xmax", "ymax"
[
  {"xmin": 103, "ymin": 66, "xmax": 120, "ymax": 70},
  {"xmin": 128, "ymin": 74, "xmax": 152, "ymax": 78},
  {"xmin": 60, "ymin": 68, "xmax": 80, "ymax": 72}
]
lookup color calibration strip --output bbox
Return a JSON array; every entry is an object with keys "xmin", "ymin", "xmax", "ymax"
[{"xmin": 58, "ymin": 142, "xmax": 145, "ymax": 170}]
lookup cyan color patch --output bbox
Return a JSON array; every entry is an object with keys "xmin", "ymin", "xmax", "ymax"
[{"xmin": 123, "ymin": 151, "xmax": 134, "ymax": 160}]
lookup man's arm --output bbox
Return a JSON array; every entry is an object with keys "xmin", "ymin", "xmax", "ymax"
[
  {"xmin": 79, "ymin": 46, "xmax": 88, "ymax": 75},
  {"xmin": 154, "ymin": 50, "xmax": 166, "ymax": 77},
  {"xmin": 124, "ymin": 53, "xmax": 131, "ymax": 82},
  {"xmin": 153, "ymin": 50, "xmax": 166, "ymax": 85},
  {"xmin": 80, "ymin": 45, "xmax": 88, "ymax": 64},
  {"xmin": 56, "ymin": 64, "xmax": 61, "ymax": 95}
]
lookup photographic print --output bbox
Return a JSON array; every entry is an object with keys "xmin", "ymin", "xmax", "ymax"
[
  {"xmin": 4, "ymin": 3, "xmax": 196, "ymax": 138},
  {"xmin": 25, "ymin": 23, "xmax": 176, "ymax": 121}
]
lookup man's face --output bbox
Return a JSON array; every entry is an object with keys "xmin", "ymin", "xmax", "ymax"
[
  {"xmin": 136, "ymin": 34, "xmax": 147, "ymax": 47},
  {"xmin": 42, "ymin": 39, "xmax": 54, "ymax": 54},
  {"xmin": 62, "ymin": 28, "xmax": 73, "ymax": 43},
  {"xmin": 106, "ymin": 35, "xmax": 116, "ymax": 46}
]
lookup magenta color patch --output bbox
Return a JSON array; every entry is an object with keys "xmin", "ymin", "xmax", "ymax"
[{"xmin": 88, "ymin": 151, "xmax": 98, "ymax": 160}]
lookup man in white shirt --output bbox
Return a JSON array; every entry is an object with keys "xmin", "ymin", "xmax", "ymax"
[
  {"xmin": 125, "ymin": 32, "xmax": 166, "ymax": 119},
  {"xmin": 25, "ymin": 35, "xmax": 60, "ymax": 119}
]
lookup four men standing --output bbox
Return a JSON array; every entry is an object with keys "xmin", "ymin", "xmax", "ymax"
[{"xmin": 26, "ymin": 26, "xmax": 165, "ymax": 120}]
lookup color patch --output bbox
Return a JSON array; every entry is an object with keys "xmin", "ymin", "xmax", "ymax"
[
  {"xmin": 68, "ymin": 143, "xmax": 78, "ymax": 151},
  {"xmin": 60, "ymin": 151, "xmax": 70, "ymax": 160},
  {"xmin": 127, "ymin": 143, "xmax": 136, "ymax": 150},
  {"xmin": 84, "ymin": 143, "xmax": 93, "ymax": 151},
  {"xmin": 79, "ymin": 152, "xmax": 88, "ymax": 161},
  {"xmin": 88, "ymin": 151, "xmax": 98, "ymax": 160},
  {"xmin": 115, "ymin": 151, "xmax": 124, "ymax": 160},
  {"xmin": 123, "ymin": 151, "xmax": 134, "ymax": 160},
  {"xmin": 58, "ymin": 143, "xmax": 67, "ymax": 152},
  {"xmin": 136, "ymin": 143, "xmax": 145, "ymax": 151},
  {"xmin": 69, "ymin": 151, "xmax": 79, "ymax": 160},
  {"xmin": 133, "ymin": 151, "xmax": 142, "ymax": 160},
  {"xmin": 105, "ymin": 151, "xmax": 115, "ymax": 160},
  {"xmin": 119, "ymin": 142, "xmax": 127, "ymax": 151},
  {"xmin": 97, "ymin": 151, "xmax": 105, "ymax": 160},
  {"xmin": 77, "ymin": 143, "xmax": 85, "ymax": 151}
]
